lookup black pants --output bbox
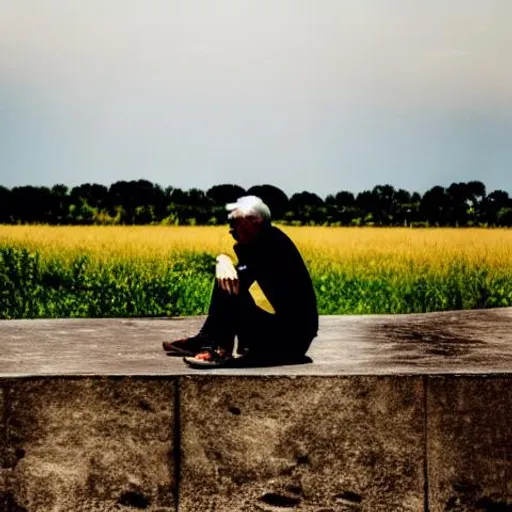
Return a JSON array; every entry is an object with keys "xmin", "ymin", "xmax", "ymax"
[{"xmin": 199, "ymin": 282, "xmax": 313, "ymax": 365}]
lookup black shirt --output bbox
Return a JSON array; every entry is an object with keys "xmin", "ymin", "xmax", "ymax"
[{"xmin": 233, "ymin": 225, "xmax": 318, "ymax": 339}]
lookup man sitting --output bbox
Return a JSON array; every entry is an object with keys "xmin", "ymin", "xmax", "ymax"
[{"xmin": 162, "ymin": 195, "xmax": 318, "ymax": 368}]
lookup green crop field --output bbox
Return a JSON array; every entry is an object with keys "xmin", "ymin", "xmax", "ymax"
[{"xmin": 1, "ymin": 225, "xmax": 512, "ymax": 319}]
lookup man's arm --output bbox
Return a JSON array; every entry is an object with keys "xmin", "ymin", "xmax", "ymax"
[{"xmin": 232, "ymin": 242, "xmax": 256, "ymax": 291}]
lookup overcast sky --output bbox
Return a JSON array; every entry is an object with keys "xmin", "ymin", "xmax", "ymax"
[{"xmin": 1, "ymin": 0, "xmax": 511, "ymax": 198}]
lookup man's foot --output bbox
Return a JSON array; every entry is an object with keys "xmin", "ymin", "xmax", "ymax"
[
  {"xmin": 162, "ymin": 333, "xmax": 215, "ymax": 356},
  {"xmin": 183, "ymin": 348, "xmax": 231, "ymax": 368}
]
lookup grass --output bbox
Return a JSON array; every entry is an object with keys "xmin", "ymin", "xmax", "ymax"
[{"xmin": 1, "ymin": 225, "xmax": 512, "ymax": 318}]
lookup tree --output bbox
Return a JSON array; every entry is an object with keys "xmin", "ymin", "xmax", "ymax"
[
  {"xmin": 206, "ymin": 184, "xmax": 246, "ymax": 205},
  {"xmin": 497, "ymin": 207, "xmax": 512, "ymax": 227},
  {"xmin": 167, "ymin": 187, "xmax": 188, "ymax": 205},
  {"xmin": 166, "ymin": 187, "xmax": 213, "ymax": 225},
  {"xmin": 409, "ymin": 192, "xmax": 422, "ymax": 224},
  {"xmin": 483, "ymin": 190, "xmax": 511, "ymax": 226},
  {"xmin": 49, "ymin": 184, "xmax": 70, "ymax": 224},
  {"xmin": 108, "ymin": 180, "xmax": 164, "ymax": 224},
  {"xmin": 442, "ymin": 181, "xmax": 487, "ymax": 227},
  {"xmin": 10, "ymin": 186, "xmax": 53, "ymax": 223},
  {"xmin": 1, "ymin": 178, "xmax": 511, "ymax": 226},
  {"xmin": 333, "ymin": 191, "xmax": 356, "ymax": 209},
  {"xmin": 183, "ymin": 188, "xmax": 213, "ymax": 224},
  {"xmin": 150, "ymin": 183, "xmax": 168, "ymax": 222},
  {"xmin": 70, "ymin": 183, "xmax": 109, "ymax": 210},
  {"xmin": 419, "ymin": 186, "xmax": 449, "ymax": 227},
  {"xmin": 355, "ymin": 190, "xmax": 375, "ymax": 225},
  {"xmin": 289, "ymin": 191, "xmax": 325, "ymax": 224},
  {"xmin": 246, "ymin": 185, "xmax": 289, "ymax": 220},
  {"xmin": 392, "ymin": 188, "xmax": 421, "ymax": 227},
  {"xmin": 371, "ymin": 184, "xmax": 396, "ymax": 225},
  {"xmin": 205, "ymin": 184, "xmax": 247, "ymax": 224},
  {"xmin": 325, "ymin": 191, "xmax": 356, "ymax": 225},
  {"xmin": 0, "ymin": 186, "xmax": 11, "ymax": 223},
  {"xmin": 185, "ymin": 188, "xmax": 211, "ymax": 207},
  {"xmin": 465, "ymin": 181, "xmax": 486, "ymax": 225},
  {"xmin": 446, "ymin": 182, "xmax": 471, "ymax": 226}
]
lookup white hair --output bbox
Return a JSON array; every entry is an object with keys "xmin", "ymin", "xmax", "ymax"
[{"xmin": 226, "ymin": 195, "xmax": 271, "ymax": 222}]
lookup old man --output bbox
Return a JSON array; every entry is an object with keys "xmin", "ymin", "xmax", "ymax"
[{"xmin": 163, "ymin": 195, "xmax": 318, "ymax": 368}]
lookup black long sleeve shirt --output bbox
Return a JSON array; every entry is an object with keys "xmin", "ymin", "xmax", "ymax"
[{"xmin": 233, "ymin": 225, "xmax": 318, "ymax": 339}]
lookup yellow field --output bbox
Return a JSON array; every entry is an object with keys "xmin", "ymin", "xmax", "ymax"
[
  {"xmin": 1, "ymin": 225, "xmax": 511, "ymax": 273},
  {"xmin": 2, "ymin": 225, "xmax": 512, "ymax": 317}
]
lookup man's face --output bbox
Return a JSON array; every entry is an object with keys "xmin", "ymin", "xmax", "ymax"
[{"xmin": 229, "ymin": 213, "xmax": 262, "ymax": 244}]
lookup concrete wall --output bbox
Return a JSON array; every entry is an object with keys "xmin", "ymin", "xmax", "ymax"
[{"xmin": 0, "ymin": 376, "xmax": 510, "ymax": 512}]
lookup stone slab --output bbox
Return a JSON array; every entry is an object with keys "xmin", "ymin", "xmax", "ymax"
[
  {"xmin": 179, "ymin": 376, "xmax": 425, "ymax": 512},
  {"xmin": 1, "ymin": 383, "xmax": 6, "ymax": 509},
  {"xmin": 1, "ymin": 383, "xmax": 5, "ymax": 468},
  {"xmin": 3, "ymin": 377, "xmax": 176, "ymax": 512},
  {"xmin": 1, "ymin": 308, "xmax": 512, "ymax": 376},
  {"xmin": 427, "ymin": 376, "xmax": 512, "ymax": 512}
]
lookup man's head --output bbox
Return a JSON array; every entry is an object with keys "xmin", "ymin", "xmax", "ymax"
[{"xmin": 226, "ymin": 196, "xmax": 271, "ymax": 244}]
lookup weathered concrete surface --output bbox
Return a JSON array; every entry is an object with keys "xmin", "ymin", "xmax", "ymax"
[
  {"xmin": 0, "ymin": 384, "xmax": 6, "ymax": 509},
  {"xmin": 427, "ymin": 376, "xmax": 512, "ymax": 512},
  {"xmin": 1, "ymin": 386, "xmax": 5, "ymax": 465},
  {"xmin": 1, "ymin": 310, "xmax": 511, "ymax": 511},
  {"xmin": 180, "ymin": 376, "xmax": 425, "ymax": 512},
  {"xmin": 1, "ymin": 308, "xmax": 512, "ymax": 376},
  {"xmin": 1, "ymin": 378, "xmax": 176, "ymax": 512}
]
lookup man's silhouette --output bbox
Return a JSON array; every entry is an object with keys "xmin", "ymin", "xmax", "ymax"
[{"xmin": 163, "ymin": 196, "xmax": 318, "ymax": 368}]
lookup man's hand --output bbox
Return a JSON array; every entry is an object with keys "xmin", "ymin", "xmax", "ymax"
[{"xmin": 216, "ymin": 254, "xmax": 240, "ymax": 295}]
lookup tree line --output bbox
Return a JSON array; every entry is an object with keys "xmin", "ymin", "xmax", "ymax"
[{"xmin": 1, "ymin": 180, "xmax": 511, "ymax": 227}]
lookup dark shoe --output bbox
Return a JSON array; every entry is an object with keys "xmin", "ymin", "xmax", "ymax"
[{"xmin": 163, "ymin": 333, "xmax": 214, "ymax": 356}]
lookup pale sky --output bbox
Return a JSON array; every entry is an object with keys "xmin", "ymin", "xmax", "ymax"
[{"xmin": 1, "ymin": 0, "xmax": 511, "ymax": 198}]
